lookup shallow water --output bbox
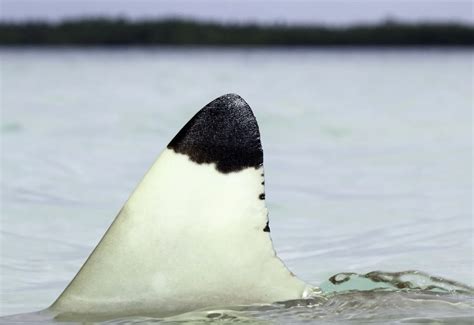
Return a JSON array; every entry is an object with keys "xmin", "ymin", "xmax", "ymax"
[{"xmin": 0, "ymin": 48, "xmax": 473, "ymax": 323}]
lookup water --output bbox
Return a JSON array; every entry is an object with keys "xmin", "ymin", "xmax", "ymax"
[{"xmin": 0, "ymin": 48, "xmax": 473, "ymax": 323}]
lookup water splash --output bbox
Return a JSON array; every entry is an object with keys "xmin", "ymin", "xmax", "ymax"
[
  {"xmin": 319, "ymin": 270, "xmax": 474, "ymax": 295},
  {"xmin": 2, "ymin": 271, "xmax": 473, "ymax": 324}
]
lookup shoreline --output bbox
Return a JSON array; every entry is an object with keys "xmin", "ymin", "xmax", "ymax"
[{"xmin": 1, "ymin": 18, "xmax": 472, "ymax": 46}]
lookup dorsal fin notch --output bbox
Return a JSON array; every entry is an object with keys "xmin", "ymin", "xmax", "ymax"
[{"xmin": 168, "ymin": 93, "xmax": 263, "ymax": 173}]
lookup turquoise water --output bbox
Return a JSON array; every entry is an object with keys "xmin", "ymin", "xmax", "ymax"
[{"xmin": 0, "ymin": 48, "xmax": 473, "ymax": 323}]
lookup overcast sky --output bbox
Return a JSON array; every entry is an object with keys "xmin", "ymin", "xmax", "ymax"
[{"xmin": 1, "ymin": 0, "xmax": 472, "ymax": 25}]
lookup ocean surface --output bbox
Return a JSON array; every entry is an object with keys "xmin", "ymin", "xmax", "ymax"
[{"xmin": 0, "ymin": 48, "xmax": 473, "ymax": 323}]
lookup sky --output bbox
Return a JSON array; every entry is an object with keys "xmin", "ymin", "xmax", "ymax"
[{"xmin": 1, "ymin": 0, "xmax": 472, "ymax": 25}]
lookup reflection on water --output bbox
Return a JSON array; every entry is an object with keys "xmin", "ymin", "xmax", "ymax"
[{"xmin": 1, "ymin": 48, "xmax": 472, "ymax": 323}]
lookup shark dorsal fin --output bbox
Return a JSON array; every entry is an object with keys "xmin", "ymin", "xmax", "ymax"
[{"xmin": 51, "ymin": 94, "xmax": 308, "ymax": 317}]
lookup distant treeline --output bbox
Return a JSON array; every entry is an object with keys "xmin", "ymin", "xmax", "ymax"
[{"xmin": 0, "ymin": 18, "xmax": 473, "ymax": 46}]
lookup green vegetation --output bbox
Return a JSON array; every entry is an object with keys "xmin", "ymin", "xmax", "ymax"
[{"xmin": 0, "ymin": 18, "xmax": 472, "ymax": 46}]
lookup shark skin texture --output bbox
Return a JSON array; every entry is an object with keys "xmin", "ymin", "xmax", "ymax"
[{"xmin": 50, "ymin": 94, "xmax": 310, "ymax": 319}]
